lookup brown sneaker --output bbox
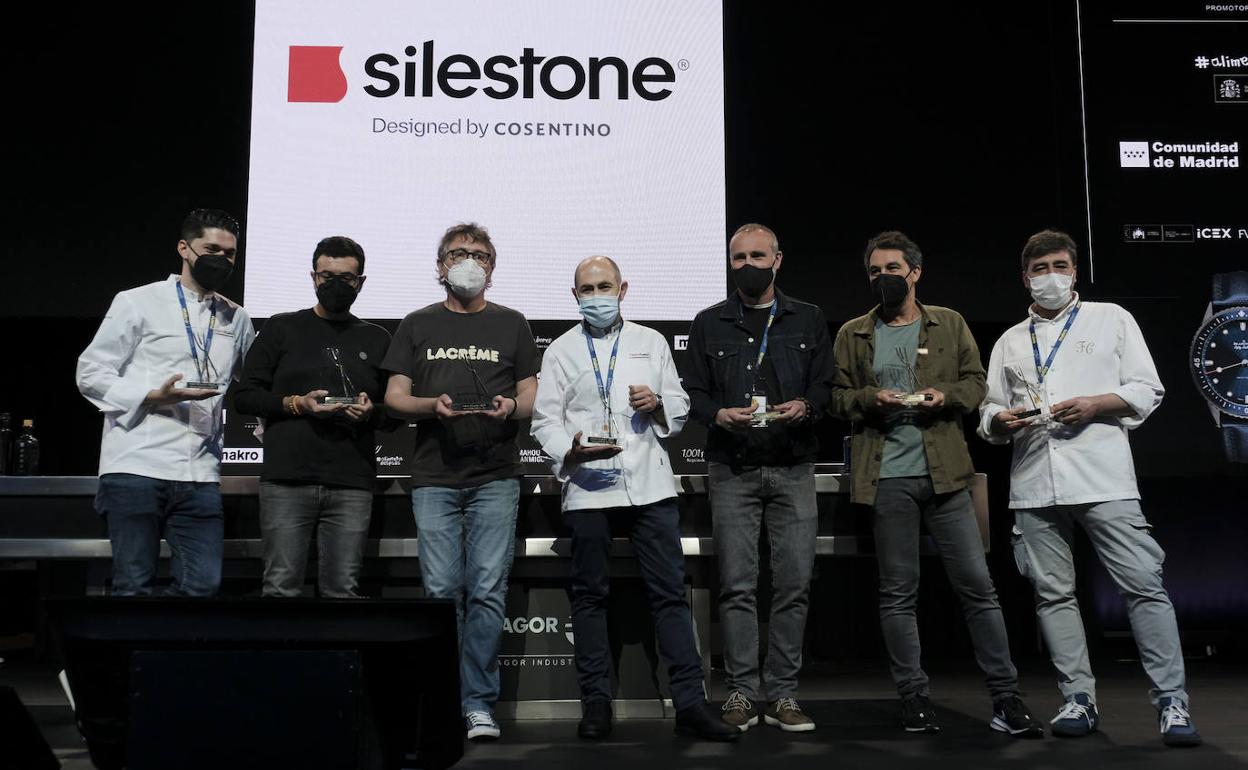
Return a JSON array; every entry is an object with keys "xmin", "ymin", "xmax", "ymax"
[
  {"xmin": 764, "ymin": 697, "xmax": 815, "ymax": 732},
  {"xmin": 720, "ymin": 691, "xmax": 759, "ymax": 732}
]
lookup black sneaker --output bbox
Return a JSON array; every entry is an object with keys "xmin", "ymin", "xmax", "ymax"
[
  {"xmin": 675, "ymin": 702, "xmax": 742, "ymax": 742},
  {"xmin": 578, "ymin": 700, "xmax": 612, "ymax": 740},
  {"xmin": 990, "ymin": 695, "xmax": 1045, "ymax": 738},
  {"xmin": 901, "ymin": 695, "xmax": 941, "ymax": 733}
]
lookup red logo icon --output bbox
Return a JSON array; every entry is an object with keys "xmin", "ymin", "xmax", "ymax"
[{"xmin": 288, "ymin": 46, "xmax": 347, "ymax": 103}]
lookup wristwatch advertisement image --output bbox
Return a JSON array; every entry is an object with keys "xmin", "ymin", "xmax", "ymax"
[{"xmin": 1189, "ymin": 271, "xmax": 1248, "ymax": 463}]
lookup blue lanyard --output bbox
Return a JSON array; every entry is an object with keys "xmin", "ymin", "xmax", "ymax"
[
  {"xmin": 739, "ymin": 300, "xmax": 779, "ymax": 369},
  {"xmin": 1029, "ymin": 302, "xmax": 1080, "ymax": 384},
  {"xmin": 175, "ymin": 281, "xmax": 217, "ymax": 382},
  {"xmin": 583, "ymin": 325, "xmax": 621, "ymax": 415}
]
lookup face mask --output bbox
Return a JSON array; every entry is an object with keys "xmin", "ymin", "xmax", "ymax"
[
  {"xmin": 189, "ymin": 252, "xmax": 233, "ymax": 293},
  {"xmin": 445, "ymin": 259, "xmax": 487, "ymax": 298},
  {"xmin": 1028, "ymin": 272, "xmax": 1074, "ymax": 310},
  {"xmin": 578, "ymin": 295, "xmax": 620, "ymax": 329},
  {"xmin": 871, "ymin": 272, "xmax": 910, "ymax": 309},
  {"xmin": 316, "ymin": 279, "xmax": 358, "ymax": 314},
  {"xmin": 733, "ymin": 263, "xmax": 775, "ymax": 296}
]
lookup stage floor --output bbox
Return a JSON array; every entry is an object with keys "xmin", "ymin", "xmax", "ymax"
[{"xmin": 7, "ymin": 656, "xmax": 1247, "ymax": 769}]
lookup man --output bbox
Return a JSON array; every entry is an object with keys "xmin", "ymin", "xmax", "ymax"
[
  {"xmin": 684, "ymin": 223, "xmax": 833, "ymax": 733},
  {"xmin": 77, "ymin": 208, "xmax": 255, "ymax": 596},
  {"xmin": 829, "ymin": 230, "xmax": 1041, "ymax": 737},
  {"xmin": 382, "ymin": 223, "xmax": 539, "ymax": 742},
  {"xmin": 234, "ymin": 236, "xmax": 391, "ymax": 598},
  {"xmin": 530, "ymin": 256, "xmax": 738, "ymax": 742},
  {"xmin": 978, "ymin": 229, "xmax": 1200, "ymax": 747}
]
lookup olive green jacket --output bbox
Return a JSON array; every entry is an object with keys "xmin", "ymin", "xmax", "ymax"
[{"xmin": 830, "ymin": 303, "xmax": 986, "ymax": 505}]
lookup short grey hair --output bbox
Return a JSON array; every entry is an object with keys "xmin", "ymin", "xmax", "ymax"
[{"xmin": 437, "ymin": 222, "xmax": 496, "ymax": 265}]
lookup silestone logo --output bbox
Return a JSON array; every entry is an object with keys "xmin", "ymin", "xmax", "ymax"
[{"xmin": 288, "ymin": 41, "xmax": 678, "ymax": 103}]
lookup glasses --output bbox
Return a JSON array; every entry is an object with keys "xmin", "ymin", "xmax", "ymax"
[
  {"xmin": 314, "ymin": 271, "xmax": 361, "ymax": 286},
  {"xmin": 442, "ymin": 248, "xmax": 493, "ymax": 267}
]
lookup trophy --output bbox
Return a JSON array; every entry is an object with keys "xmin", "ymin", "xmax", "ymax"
[
  {"xmin": 451, "ymin": 360, "xmax": 493, "ymax": 412},
  {"xmin": 892, "ymin": 346, "xmax": 934, "ymax": 406},
  {"xmin": 321, "ymin": 347, "xmax": 360, "ymax": 405},
  {"xmin": 183, "ymin": 344, "xmax": 223, "ymax": 391},
  {"xmin": 582, "ymin": 408, "xmax": 623, "ymax": 446},
  {"xmin": 1011, "ymin": 365, "xmax": 1049, "ymax": 422},
  {"xmin": 748, "ymin": 373, "xmax": 783, "ymax": 428}
]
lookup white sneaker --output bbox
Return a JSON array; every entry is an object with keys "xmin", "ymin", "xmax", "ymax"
[{"xmin": 465, "ymin": 710, "xmax": 501, "ymax": 741}]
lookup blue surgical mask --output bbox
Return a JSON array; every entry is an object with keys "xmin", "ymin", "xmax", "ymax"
[{"xmin": 578, "ymin": 295, "xmax": 620, "ymax": 328}]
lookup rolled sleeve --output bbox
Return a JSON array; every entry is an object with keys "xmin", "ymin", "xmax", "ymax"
[
  {"xmin": 652, "ymin": 343, "xmax": 689, "ymax": 440},
  {"xmin": 977, "ymin": 338, "xmax": 1012, "ymax": 445},
  {"xmin": 530, "ymin": 351, "xmax": 577, "ymax": 481},
  {"xmin": 76, "ymin": 293, "xmax": 150, "ymax": 430},
  {"xmin": 1113, "ymin": 310, "xmax": 1164, "ymax": 428}
]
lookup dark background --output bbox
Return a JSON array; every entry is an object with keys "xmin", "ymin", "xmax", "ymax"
[{"xmin": 3, "ymin": 2, "xmax": 1245, "ymax": 654}]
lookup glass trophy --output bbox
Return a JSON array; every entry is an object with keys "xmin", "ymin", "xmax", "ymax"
[
  {"xmin": 892, "ymin": 346, "xmax": 933, "ymax": 406},
  {"xmin": 748, "ymin": 372, "xmax": 783, "ymax": 428},
  {"xmin": 583, "ymin": 411, "xmax": 623, "ymax": 446},
  {"xmin": 321, "ymin": 347, "xmax": 360, "ymax": 405},
  {"xmin": 183, "ymin": 342, "xmax": 222, "ymax": 391},
  {"xmin": 1011, "ymin": 365, "xmax": 1050, "ymax": 423},
  {"xmin": 451, "ymin": 360, "xmax": 492, "ymax": 412}
]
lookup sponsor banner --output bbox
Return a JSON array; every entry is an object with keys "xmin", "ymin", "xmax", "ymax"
[{"xmin": 247, "ymin": 0, "xmax": 725, "ymax": 321}]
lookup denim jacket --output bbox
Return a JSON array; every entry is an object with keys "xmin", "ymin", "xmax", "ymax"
[{"xmin": 686, "ymin": 290, "xmax": 835, "ymax": 466}]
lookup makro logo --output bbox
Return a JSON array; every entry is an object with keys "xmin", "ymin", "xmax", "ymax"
[
  {"xmin": 673, "ymin": 334, "xmax": 689, "ymax": 351},
  {"xmin": 1119, "ymin": 139, "xmax": 1240, "ymax": 169},
  {"xmin": 288, "ymin": 41, "xmax": 677, "ymax": 103},
  {"xmin": 223, "ymin": 448, "xmax": 264, "ymax": 463}
]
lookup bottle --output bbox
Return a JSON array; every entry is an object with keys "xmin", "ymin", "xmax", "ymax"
[
  {"xmin": 0, "ymin": 413, "xmax": 11, "ymax": 474},
  {"xmin": 13, "ymin": 419, "xmax": 39, "ymax": 476}
]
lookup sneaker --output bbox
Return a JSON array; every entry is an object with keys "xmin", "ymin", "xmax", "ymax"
[
  {"xmin": 578, "ymin": 700, "xmax": 612, "ymax": 740},
  {"xmin": 675, "ymin": 702, "xmax": 741, "ymax": 741},
  {"xmin": 465, "ymin": 710, "xmax": 501, "ymax": 741},
  {"xmin": 901, "ymin": 695, "xmax": 940, "ymax": 733},
  {"xmin": 1050, "ymin": 693, "xmax": 1098, "ymax": 738},
  {"xmin": 763, "ymin": 697, "xmax": 815, "ymax": 732},
  {"xmin": 1158, "ymin": 697, "xmax": 1202, "ymax": 747},
  {"xmin": 720, "ymin": 690, "xmax": 759, "ymax": 732},
  {"xmin": 990, "ymin": 695, "xmax": 1044, "ymax": 738}
]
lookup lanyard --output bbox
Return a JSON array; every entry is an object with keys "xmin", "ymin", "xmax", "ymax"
[
  {"xmin": 1029, "ymin": 302, "xmax": 1080, "ymax": 384},
  {"xmin": 583, "ymin": 325, "xmax": 622, "ymax": 416},
  {"xmin": 739, "ymin": 300, "xmax": 779, "ymax": 369},
  {"xmin": 175, "ymin": 281, "xmax": 217, "ymax": 382}
]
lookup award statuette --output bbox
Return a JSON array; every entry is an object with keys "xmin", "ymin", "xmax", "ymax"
[
  {"xmin": 452, "ymin": 360, "xmax": 493, "ymax": 412},
  {"xmin": 748, "ymin": 375, "xmax": 783, "ymax": 428},
  {"xmin": 1010, "ymin": 364, "xmax": 1048, "ymax": 423},
  {"xmin": 583, "ymin": 411, "xmax": 622, "ymax": 446},
  {"xmin": 893, "ymin": 346, "xmax": 933, "ymax": 406},
  {"xmin": 321, "ymin": 347, "xmax": 359, "ymax": 405},
  {"xmin": 176, "ymin": 281, "xmax": 223, "ymax": 391}
]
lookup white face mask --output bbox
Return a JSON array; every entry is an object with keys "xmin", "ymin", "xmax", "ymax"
[
  {"xmin": 445, "ymin": 259, "xmax": 487, "ymax": 298},
  {"xmin": 1028, "ymin": 272, "xmax": 1074, "ymax": 310}
]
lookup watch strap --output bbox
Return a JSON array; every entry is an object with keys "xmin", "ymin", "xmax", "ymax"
[
  {"xmin": 1212, "ymin": 271, "xmax": 1248, "ymax": 310},
  {"xmin": 1222, "ymin": 424, "xmax": 1248, "ymax": 464}
]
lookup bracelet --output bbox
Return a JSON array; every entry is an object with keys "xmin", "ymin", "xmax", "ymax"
[
  {"xmin": 289, "ymin": 395, "xmax": 302, "ymax": 415},
  {"xmin": 506, "ymin": 395, "xmax": 518, "ymax": 418}
]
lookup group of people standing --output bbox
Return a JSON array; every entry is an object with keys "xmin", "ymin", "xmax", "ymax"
[{"xmin": 75, "ymin": 210, "xmax": 1200, "ymax": 748}]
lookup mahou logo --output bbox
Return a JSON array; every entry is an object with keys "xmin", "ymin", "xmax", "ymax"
[
  {"xmin": 288, "ymin": 46, "xmax": 348, "ymax": 103},
  {"xmin": 288, "ymin": 41, "xmax": 676, "ymax": 103}
]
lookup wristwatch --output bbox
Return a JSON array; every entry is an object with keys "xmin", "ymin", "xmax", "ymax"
[{"xmin": 1189, "ymin": 271, "xmax": 1248, "ymax": 462}]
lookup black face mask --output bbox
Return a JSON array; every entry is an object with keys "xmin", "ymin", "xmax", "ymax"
[
  {"xmin": 316, "ymin": 279, "xmax": 358, "ymax": 314},
  {"xmin": 189, "ymin": 252, "xmax": 234, "ymax": 293},
  {"xmin": 871, "ymin": 272, "xmax": 911, "ymax": 309},
  {"xmin": 733, "ymin": 264, "xmax": 775, "ymax": 297}
]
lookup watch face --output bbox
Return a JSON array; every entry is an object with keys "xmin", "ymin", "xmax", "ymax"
[{"xmin": 1190, "ymin": 305, "xmax": 1248, "ymax": 419}]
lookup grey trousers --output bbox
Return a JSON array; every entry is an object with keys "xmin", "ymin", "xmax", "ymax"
[
  {"xmin": 1012, "ymin": 498, "xmax": 1189, "ymax": 707},
  {"xmin": 874, "ymin": 476, "xmax": 1020, "ymax": 700},
  {"xmin": 709, "ymin": 462, "xmax": 818, "ymax": 702}
]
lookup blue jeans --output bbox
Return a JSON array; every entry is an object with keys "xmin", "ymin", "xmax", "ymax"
[
  {"xmin": 709, "ymin": 462, "xmax": 817, "ymax": 701},
  {"xmin": 412, "ymin": 477, "xmax": 519, "ymax": 714},
  {"xmin": 564, "ymin": 498, "xmax": 707, "ymax": 711},
  {"xmin": 259, "ymin": 482, "xmax": 373, "ymax": 598},
  {"xmin": 95, "ymin": 473, "xmax": 224, "ymax": 597}
]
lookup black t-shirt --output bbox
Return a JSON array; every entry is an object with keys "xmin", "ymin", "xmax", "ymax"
[
  {"xmin": 233, "ymin": 308, "xmax": 393, "ymax": 490},
  {"xmin": 740, "ymin": 304, "xmax": 798, "ymax": 467},
  {"xmin": 381, "ymin": 301, "xmax": 540, "ymax": 488}
]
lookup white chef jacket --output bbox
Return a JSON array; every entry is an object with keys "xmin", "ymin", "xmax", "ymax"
[
  {"xmin": 76, "ymin": 275, "xmax": 255, "ymax": 482},
  {"xmin": 531, "ymin": 319, "xmax": 689, "ymax": 512},
  {"xmin": 977, "ymin": 296, "xmax": 1164, "ymax": 509}
]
